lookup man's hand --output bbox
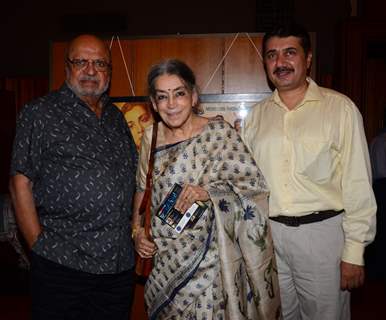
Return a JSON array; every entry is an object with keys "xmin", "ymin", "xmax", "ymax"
[{"xmin": 340, "ymin": 261, "xmax": 365, "ymax": 290}]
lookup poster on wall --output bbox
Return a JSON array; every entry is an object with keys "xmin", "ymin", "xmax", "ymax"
[
  {"xmin": 200, "ymin": 93, "xmax": 270, "ymax": 132},
  {"xmin": 112, "ymin": 97, "xmax": 154, "ymax": 149},
  {"xmin": 112, "ymin": 93, "xmax": 270, "ymax": 148}
]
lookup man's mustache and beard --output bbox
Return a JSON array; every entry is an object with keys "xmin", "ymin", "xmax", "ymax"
[{"xmin": 66, "ymin": 71, "xmax": 110, "ymax": 98}]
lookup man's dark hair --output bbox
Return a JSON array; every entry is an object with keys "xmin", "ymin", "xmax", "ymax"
[{"xmin": 262, "ymin": 22, "xmax": 311, "ymax": 56}]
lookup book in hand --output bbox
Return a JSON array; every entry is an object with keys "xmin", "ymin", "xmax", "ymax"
[{"xmin": 156, "ymin": 183, "xmax": 207, "ymax": 233}]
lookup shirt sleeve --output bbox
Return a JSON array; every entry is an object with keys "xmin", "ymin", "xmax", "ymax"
[
  {"xmin": 239, "ymin": 109, "xmax": 254, "ymax": 154},
  {"xmin": 340, "ymin": 101, "xmax": 377, "ymax": 265},
  {"xmin": 10, "ymin": 103, "xmax": 44, "ymax": 182},
  {"xmin": 136, "ymin": 125, "xmax": 152, "ymax": 192}
]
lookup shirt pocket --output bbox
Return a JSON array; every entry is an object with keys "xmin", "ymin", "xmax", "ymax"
[{"xmin": 294, "ymin": 139, "xmax": 333, "ymax": 184}]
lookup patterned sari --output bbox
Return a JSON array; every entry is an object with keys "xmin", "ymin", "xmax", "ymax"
[{"xmin": 137, "ymin": 120, "xmax": 281, "ymax": 320}]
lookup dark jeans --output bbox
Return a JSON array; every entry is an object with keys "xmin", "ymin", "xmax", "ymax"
[{"xmin": 30, "ymin": 252, "xmax": 135, "ymax": 320}]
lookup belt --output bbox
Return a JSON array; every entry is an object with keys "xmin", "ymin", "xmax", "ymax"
[{"xmin": 269, "ymin": 209, "xmax": 344, "ymax": 227}]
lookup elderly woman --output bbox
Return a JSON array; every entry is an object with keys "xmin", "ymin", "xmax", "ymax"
[{"xmin": 132, "ymin": 59, "xmax": 281, "ymax": 320}]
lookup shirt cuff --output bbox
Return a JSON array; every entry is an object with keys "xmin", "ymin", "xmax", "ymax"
[
  {"xmin": 9, "ymin": 168, "xmax": 35, "ymax": 182},
  {"xmin": 341, "ymin": 240, "xmax": 365, "ymax": 266}
]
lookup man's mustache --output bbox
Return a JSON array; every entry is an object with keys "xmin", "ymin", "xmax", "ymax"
[
  {"xmin": 79, "ymin": 75, "xmax": 99, "ymax": 81},
  {"xmin": 273, "ymin": 67, "xmax": 294, "ymax": 75}
]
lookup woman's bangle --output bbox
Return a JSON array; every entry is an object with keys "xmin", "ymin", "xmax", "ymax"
[{"xmin": 131, "ymin": 226, "xmax": 140, "ymax": 239}]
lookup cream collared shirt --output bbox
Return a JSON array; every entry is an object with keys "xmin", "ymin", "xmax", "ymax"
[{"xmin": 241, "ymin": 78, "xmax": 376, "ymax": 265}]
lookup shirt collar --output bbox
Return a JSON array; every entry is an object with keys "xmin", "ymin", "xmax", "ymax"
[{"xmin": 271, "ymin": 77, "xmax": 324, "ymax": 110}]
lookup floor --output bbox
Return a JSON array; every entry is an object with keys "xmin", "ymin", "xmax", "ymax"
[
  {"xmin": 0, "ymin": 242, "xmax": 385, "ymax": 319},
  {"xmin": 0, "ymin": 277, "xmax": 385, "ymax": 319}
]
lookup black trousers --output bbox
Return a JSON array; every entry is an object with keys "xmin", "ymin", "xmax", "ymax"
[{"xmin": 30, "ymin": 252, "xmax": 135, "ymax": 320}]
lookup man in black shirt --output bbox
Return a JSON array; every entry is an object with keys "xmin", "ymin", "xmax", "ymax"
[{"xmin": 9, "ymin": 34, "xmax": 138, "ymax": 320}]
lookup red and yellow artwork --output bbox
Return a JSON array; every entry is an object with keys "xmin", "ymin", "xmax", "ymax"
[{"xmin": 114, "ymin": 102, "xmax": 154, "ymax": 149}]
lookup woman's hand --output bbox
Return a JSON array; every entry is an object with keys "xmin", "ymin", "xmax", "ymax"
[
  {"xmin": 174, "ymin": 184, "xmax": 209, "ymax": 213},
  {"xmin": 134, "ymin": 227, "xmax": 157, "ymax": 258}
]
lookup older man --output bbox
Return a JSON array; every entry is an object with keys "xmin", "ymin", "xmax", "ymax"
[
  {"xmin": 9, "ymin": 35, "xmax": 137, "ymax": 320},
  {"xmin": 241, "ymin": 23, "xmax": 376, "ymax": 319}
]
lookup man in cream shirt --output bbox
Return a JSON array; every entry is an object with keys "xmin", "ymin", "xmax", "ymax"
[{"xmin": 241, "ymin": 23, "xmax": 376, "ymax": 320}]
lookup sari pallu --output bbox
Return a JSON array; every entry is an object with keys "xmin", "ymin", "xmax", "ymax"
[{"xmin": 143, "ymin": 120, "xmax": 281, "ymax": 319}]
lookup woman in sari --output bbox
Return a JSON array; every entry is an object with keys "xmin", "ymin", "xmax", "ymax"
[{"xmin": 132, "ymin": 59, "xmax": 281, "ymax": 320}]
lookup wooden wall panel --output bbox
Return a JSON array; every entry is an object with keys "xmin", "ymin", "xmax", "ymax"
[
  {"xmin": 159, "ymin": 37, "xmax": 224, "ymax": 94},
  {"xmin": 0, "ymin": 76, "xmax": 48, "ymax": 192},
  {"xmin": 50, "ymin": 34, "xmax": 272, "ymax": 97},
  {"xmin": 224, "ymin": 36, "xmax": 270, "ymax": 94},
  {"xmin": 131, "ymin": 39, "xmax": 162, "ymax": 96},
  {"xmin": 110, "ymin": 39, "xmax": 135, "ymax": 97},
  {"xmin": 50, "ymin": 41, "xmax": 67, "ymax": 90},
  {"xmin": 1, "ymin": 76, "xmax": 49, "ymax": 113},
  {"xmin": 338, "ymin": 21, "xmax": 386, "ymax": 142}
]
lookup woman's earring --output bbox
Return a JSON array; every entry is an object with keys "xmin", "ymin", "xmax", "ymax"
[{"xmin": 193, "ymin": 103, "xmax": 204, "ymax": 115}]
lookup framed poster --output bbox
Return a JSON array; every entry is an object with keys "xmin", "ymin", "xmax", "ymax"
[
  {"xmin": 111, "ymin": 92, "xmax": 271, "ymax": 147},
  {"xmin": 199, "ymin": 93, "xmax": 270, "ymax": 132}
]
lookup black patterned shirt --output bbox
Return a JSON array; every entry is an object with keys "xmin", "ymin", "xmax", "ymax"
[{"xmin": 10, "ymin": 84, "xmax": 137, "ymax": 274}]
